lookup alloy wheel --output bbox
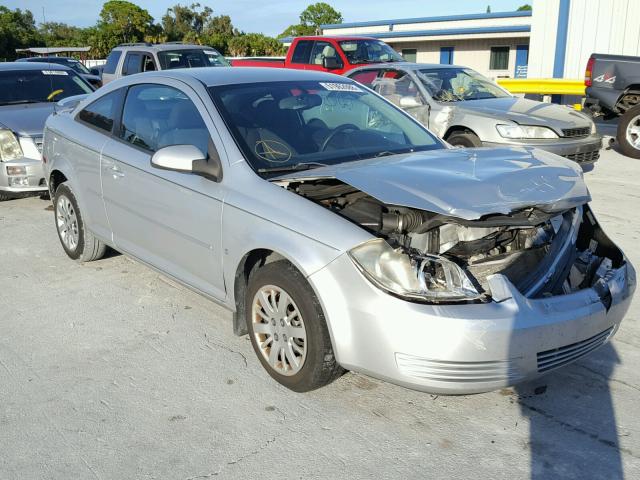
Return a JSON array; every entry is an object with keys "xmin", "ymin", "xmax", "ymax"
[
  {"xmin": 56, "ymin": 195, "xmax": 79, "ymax": 251},
  {"xmin": 625, "ymin": 114, "xmax": 640, "ymax": 150}
]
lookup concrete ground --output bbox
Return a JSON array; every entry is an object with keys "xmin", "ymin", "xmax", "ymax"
[{"xmin": 1, "ymin": 147, "xmax": 639, "ymax": 480}]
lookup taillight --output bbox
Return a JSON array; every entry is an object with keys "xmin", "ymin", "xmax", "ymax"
[{"xmin": 585, "ymin": 57, "xmax": 595, "ymax": 87}]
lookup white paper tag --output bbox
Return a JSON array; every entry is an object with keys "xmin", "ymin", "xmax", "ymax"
[
  {"xmin": 319, "ymin": 82, "xmax": 362, "ymax": 92},
  {"xmin": 42, "ymin": 70, "xmax": 68, "ymax": 76}
]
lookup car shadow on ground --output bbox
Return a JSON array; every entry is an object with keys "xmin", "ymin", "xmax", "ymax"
[{"xmin": 514, "ymin": 342, "xmax": 622, "ymax": 479}]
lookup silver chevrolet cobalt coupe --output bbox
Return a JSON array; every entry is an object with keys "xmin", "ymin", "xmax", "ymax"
[{"xmin": 43, "ymin": 68, "xmax": 634, "ymax": 394}]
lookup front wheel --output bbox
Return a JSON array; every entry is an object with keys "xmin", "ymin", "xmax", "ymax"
[
  {"xmin": 53, "ymin": 183, "xmax": 106, "ymax": 262},
  {"xmin": 617, "ymin": 104, "xmax": 640, "ymax": 159},
  {"xmin": 246, "ymin": 261, "xmax": 343, "ymax": 392},
  {"xmin": 446, "ymin": 131, "xmax": 483, "ymax": 148}
]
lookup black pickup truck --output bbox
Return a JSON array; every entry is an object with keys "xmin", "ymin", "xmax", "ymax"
[{"xmin": 584, "ymin": 53, "xmax": 640, "ymax": 158}]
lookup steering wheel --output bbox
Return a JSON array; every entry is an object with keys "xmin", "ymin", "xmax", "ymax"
[{"xmin": 321, "ymin": 124, "xmax": 360, "ymax": 151}]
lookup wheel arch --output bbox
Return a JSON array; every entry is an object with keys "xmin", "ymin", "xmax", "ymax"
[
  {"xmin": 443, "ymin": 125, "xmax": 479, "ymax": 140},
  {"xmin": 48, "ymin": 169, "xmax": 68, "ymax": 197}
]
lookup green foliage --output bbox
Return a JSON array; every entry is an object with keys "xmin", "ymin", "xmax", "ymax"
[
  {"xmin": 96, "ymin": 1, "xmax": 155, "ymax": 51},
  {"xmin": 228, "ymin": 33, "xmax": 286, "ymax": 57},
  {"xmin": 0, "ymin": 6, "xmax": 42, "ymax": 61},
  {"xmin": 517, "ymin": 4, "xmax": 532, "ymax": 11},
  {"xmin": 299, "ymin": 2, "xmax": 343, "ymax": 29},
  {"xmin": 162, "ymin": 3, "xmax": 212, "ymax": 42}
]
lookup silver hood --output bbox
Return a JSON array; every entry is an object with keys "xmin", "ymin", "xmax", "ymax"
[
  {"xmin": 454, "ymin": 97, "xmax": 592, "ymax": 133},
  {"xmin": 0, "ymin": 103, "xmax": 55, "ymax": 137},
  {"xmin": 275, "ymin": 147, "xmax": 590, "ymax": 220}
]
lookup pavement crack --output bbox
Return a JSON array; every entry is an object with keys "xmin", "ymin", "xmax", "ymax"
[
  {"xmin": 518, "ymin": 400, "xmax": 640, "ymax": 459},
  {"xmin": 576, "ymin": 364, "xmax": 640, "ymax": 392},
  {"xmin": 226, "ymin": 436, "xmax": 277, "ymax": 466},
  {"xmin": 204, "ymin": 334, "xmax": 248, "ymax": 367}
]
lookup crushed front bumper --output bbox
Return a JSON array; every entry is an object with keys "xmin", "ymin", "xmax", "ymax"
[
  {"xmin": 309, "ymin": 252, "xmax": 634, "ymax": 395},
  {"xmin": 484, "ymin": 134, "xmax": 603, "ymax": 171},
  {"xmin": 0, "ymin": 157, "xmax": 47, "ymax": 195}
]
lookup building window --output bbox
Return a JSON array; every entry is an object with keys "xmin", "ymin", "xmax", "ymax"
[
  {"xmin": 440, "ymin": 47, "xmax": 454, "ymax": 65},
  {"xmin": 401, "ymin": 49, "xmax": 417, "ymax": 63},
  {"xmin": 490, "ymin": 46, "xmax": 510, "ymax": 70}
]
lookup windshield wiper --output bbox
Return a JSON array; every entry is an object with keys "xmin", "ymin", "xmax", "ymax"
[{"xmin": 257, "ymin": 162, "xmax": 328, "ymax": 174}]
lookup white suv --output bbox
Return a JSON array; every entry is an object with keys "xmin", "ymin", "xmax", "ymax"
[{"xmin": 101, "ymin": 42, "xmax": 229, "ymax": 85}]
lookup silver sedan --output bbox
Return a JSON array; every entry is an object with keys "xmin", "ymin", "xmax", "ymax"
[
  {"xmin": 347, "ymin": 63, "xmax": 603, "ymax": 170},
  {"xmin": 43, "ymin": 68, "xmax": 634, "ymax": 394}
]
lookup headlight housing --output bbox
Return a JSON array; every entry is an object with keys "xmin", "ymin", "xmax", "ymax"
[
  {"xmin": 348, "ymin": 239, "xmax": 482, "ymax": 302},
  {"xmin": 0, "ymin": 129, "xmax": 24, "ymax": 162},
  {"xmin": 496, "ymin": 124, "xmax": 559, "ymax": 139}
]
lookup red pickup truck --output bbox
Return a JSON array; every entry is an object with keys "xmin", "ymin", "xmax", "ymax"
[{"xmin": 231, "ymin": 36, "xmax": 405, "ymax": 76}]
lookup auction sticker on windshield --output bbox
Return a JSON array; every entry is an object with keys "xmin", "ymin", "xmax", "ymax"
[
  {"xmin": 42, "ymin": 70, "xmax": 68, "ymax": 76},
  {"xmin": 320, "ymin": 82, "xmax": 363, "ymax": 92}
]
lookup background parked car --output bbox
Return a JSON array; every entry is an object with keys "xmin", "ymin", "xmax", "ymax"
[
  {"xmin": 348, "ymin": 63, "xmax": 602, "ymax": 170},
  {"xmin": 17, "ymin": 56, "xmax": 102, "ymax": 88},
  {"xmin": 584, "ymin": 53, "xmax": 640, "ymax": 158},
  {"xmin": 0, "ymin": 62, "xmax": 93, "ymax": 201},
  {"xmin": 101, "ymin": 42, "xmax": 229, "ymax": 85},
  {"xmin": 89, "ymin": 65, "xmax": 104, "ymax": 78}
]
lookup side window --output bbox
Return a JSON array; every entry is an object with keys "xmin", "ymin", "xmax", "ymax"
[
  {"xmin": 142, "ymin": 54, "xmax": 156, "ymax": 72},
  {"xmin": 349, "ymin": 69, "xmax": 380, "ymax": 88},
  {"xmin": 310, "ymin": 41, "xmax": 340, "ymax": 66},
  {"xmin": 119, "ymin": 84, "xmax": 211, "ymax": 155},
  {"xmin": 103, "ymin": 50, "xmax": 121, "ymax": 75},
  {"xmin": 77, "ymin": 89, "xmax": 124, "ymax": 133},
  {"xmin": 291, "ymin": 40, "xmax": 314, "ymax": 64},
  {"xmin": 371, "ymin": 70, "xmax": 424, "ymax": 107},
  {"xmin": 123, "ymin": 53, "xmax": 142, "ymax": 75}
]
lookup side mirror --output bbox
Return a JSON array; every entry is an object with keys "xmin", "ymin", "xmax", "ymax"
[
  {"xmin": 151, "ymin": 144, "xmax": 223, "ymax": 182},
  {"xmin": 322, "ymin": 57, "xmax": 341, "ymax": 70},
  {"xmin": 400, "ymin": 96, "xmax": 424, "ymax": 108}
]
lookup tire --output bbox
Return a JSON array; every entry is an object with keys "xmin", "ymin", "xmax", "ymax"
[
  {"xmin": 53, "ymin": 183, "xmax": 106, "ymax": 262},
  {"xmin": 246, "ymin": 261, "xmax": 343, "ymax": 392},
  {"xmin": 617, "ymin": 104, "xmax": 640, "ymax": 159},
  {"xmin": 447, "ymin": 131, "xmax": 483, "ymax": 148},
  {"xmin": 0, "ymin": 192, "xmax": 13, "ymax": 201}
]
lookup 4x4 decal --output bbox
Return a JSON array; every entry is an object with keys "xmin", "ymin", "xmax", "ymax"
[{"xmin": 594, "ymin": 73, "xmax": 616, "ymax": 84}]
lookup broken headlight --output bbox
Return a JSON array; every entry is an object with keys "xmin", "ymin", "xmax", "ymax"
[
  {"xmin": 496, "ymin": 124, "xmax": 559, "ymax": 139},
  {"xmin": 349, "ymin": 239, "xmax": 482, "ymax": 302}
]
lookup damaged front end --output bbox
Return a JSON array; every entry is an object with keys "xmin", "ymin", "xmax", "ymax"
[{"xmin": 279, "ymin": 178, "xmax": 626, "ymax": 306}]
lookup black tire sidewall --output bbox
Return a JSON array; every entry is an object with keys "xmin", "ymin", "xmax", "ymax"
[
  {"xmin": 617, "ymin": 105, "xmax": 640, "ymax": 159},
  {"xmin": 53, "ymin": 184, "xmax": 86, "ymax": 260},
  {"xmin": 246, "ymin": 261, "xmax": 333, "ymax": 392},
  {"xmin": 447, "ymin": 132, "xmax": 482, "ymax": 148}
]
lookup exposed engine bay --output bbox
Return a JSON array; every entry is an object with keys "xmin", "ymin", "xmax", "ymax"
[{"xmin": 281, "ymin": 178, "xmax": 624, "ymax": 303}]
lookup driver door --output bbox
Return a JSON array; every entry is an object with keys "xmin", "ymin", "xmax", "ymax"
[{"xmin": 101, "ymin": 80, "xmax": 226, "ymax": 299}]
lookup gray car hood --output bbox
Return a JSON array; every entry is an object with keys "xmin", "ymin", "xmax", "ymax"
[
  {"xmin": 0, "ymin": 103, "xmax": 55, "ymax": 137},
  {"xmin": 274, "ymin": 147, "xmax": 590, "ymax": 220},
  {"xmin": 454, "ymin": 97, "xmax": 591, "ymax": 132}
]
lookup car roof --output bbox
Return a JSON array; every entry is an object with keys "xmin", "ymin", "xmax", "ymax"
[
  {"xmin": 136, "ymin": 66, "xmax": 355, "ymax": 87},
  {"xmin": 114, "ymin": 43, "xmax": 220, "ymax": 52},
  {"xmin": 17, "ymin": 56, "xmax": 76, "ymax": 62},
  {"xmin": 294, "ymin": 35, "xmax": 379, "ymax": 41},
  {"xmin": 0, "ymin": 62, "xmax": 72, "ymax": 72}
]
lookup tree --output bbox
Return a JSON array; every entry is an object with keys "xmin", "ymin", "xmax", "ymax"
[
  {"xmin": 486, "ymin": 5, "xmax": 491, "ymax": 13},
  {"xmin": 279, "ymin": 2, "xmax": 342, "ymax": 38},
  {"xmin": 228, "ymin": 33, "xmax": 285, "ymax": 57},
  {"xmin": 517, "ymin": 4, "xmax": 532, "ymax": 11},
  {"xmin": 0, "ymin": 7, "xmax": 42, "ymax": 61},
  {"xmin": 202, "ymin": 15, "xmax": 239, "ymax": 52},
  {"xmin": 162, "ymin": 3, "xmax": 213, "ymax": 42},
  {"xmin": 95, "ymin": 0, "xmax": 155, "ymax": 55},
  {"xmin": 39, "ymin": 22, "xmax": 91, "ymax": 47}
]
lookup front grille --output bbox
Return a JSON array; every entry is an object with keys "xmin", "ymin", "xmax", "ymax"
[
  {"xmin": 565, "ymin": 150, "xmax": 600, "ymax": 164},
  {"xmin": 395, "ymin": 353, "xmax": 523, "ymax": 383},
  {"xmin": 562, "ymin": 127, "xmax": 591, "ymax": 138},
  {"xmin": 537, "ymin": 327, "xmax": 613, "ymax": 373}
]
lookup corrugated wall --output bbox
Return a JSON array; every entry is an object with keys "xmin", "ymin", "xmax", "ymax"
[{"xmin": 529, "ymin": 0, "xmax": 640, "ymax": 79}]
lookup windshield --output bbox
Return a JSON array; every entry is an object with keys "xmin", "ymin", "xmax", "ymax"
[
  {"xmin": 0, "ymin": 70, "xmax": 93, "ymax": 105},
  {"xmin": 157, "ymin": 49, "xmax": 230, "ymax": 69},
  {"xmin": 209, "ymin": 80, "xmax": 442, "ymax": 175},
  {"xmin": 64, "ymin": 59, "xmax": 91, "ymax": 75},
  {"xmin": 417, "ymin": 67, "xmax": 511, "ymax": 102},
  {"xmin": 339, "ymin": 40, "xmax": 404, "ymax": 64}
]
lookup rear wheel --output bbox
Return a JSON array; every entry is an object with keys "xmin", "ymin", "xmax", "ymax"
[
  {"xmin": 0, "ymin": 192, "xmax": 13, "ymax": 201},
  {"xmin": 246, "ymin": 261, "xmax": 343, "ymax": 392},
  {"xmin": 617, "ymin": 104, "xmax": 640, "ymax": 159},
  {"xmin": 53, "ymin": 183, "xmax": 106, "ymax": 262},
  {"xmin": 446, "ymin": 131, "xmax": 483, "ymax": 148}
]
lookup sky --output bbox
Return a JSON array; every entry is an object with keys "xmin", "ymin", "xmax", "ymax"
[{"xmin": 10, "ymin": 0, "xmax": 527, "ymax": 37}]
